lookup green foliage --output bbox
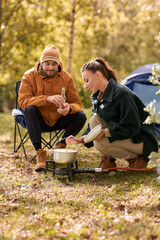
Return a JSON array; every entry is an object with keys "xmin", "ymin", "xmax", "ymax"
[
  {"xmin": 0, "ymin": 85, "xmax": 5, "ymax": 111},
  {"xmin": 143, "ymin": 64, "xmax": 160, "ymax": 163},
  {"xmin": 144, "ymin": 64, "xmax": 160, "ymax": 125},
  {"xmin": 0, "ymin": 0, "xmax": 160, "ymax": 109}
]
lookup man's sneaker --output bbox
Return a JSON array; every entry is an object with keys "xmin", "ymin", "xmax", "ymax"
[
  {"xmin": 99, "ymin": 156, "xmax": 117, "ymax": 171},
  {"xmin": 127, "ymin": 155, "xmax": 148, "ymax": 169}
]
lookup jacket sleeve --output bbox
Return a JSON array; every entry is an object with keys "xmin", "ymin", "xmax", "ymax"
[
  {"xmin": 18, "ymin": 73, "xmax": 48, "ymax": 110},
  {"xmin": 109, "ymin": 92, "xmax": 142, "ymax": 142},
  {"xmin": 66, "ymin": 77, "xmax": 82, "ymax": 113}
]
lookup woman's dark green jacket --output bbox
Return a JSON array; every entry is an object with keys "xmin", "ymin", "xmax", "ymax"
[{"xmin": 83, "ymin": 78, "xmax": 158, "ymax": 157}]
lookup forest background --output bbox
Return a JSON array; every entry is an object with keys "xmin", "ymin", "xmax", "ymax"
[{"xmin": 0, "ymin": 0, "xmax": 160, "ymax": 111}]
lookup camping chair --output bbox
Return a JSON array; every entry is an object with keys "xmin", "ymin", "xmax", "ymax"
[
  {"xmin": 122, "ymin": 63, "xmax": 160, "ymax": 139},
  {"xmin": 12, "ymin": 81, "xmax": 64, "ymax": 160}
]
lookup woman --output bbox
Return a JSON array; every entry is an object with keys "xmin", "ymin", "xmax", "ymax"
[{"xmin": 66, "ymin": 58, "xmax": 158, "ymax": 169}]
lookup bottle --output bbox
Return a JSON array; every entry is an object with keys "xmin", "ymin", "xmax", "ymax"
[
  {"xmin": 61, "ymin": 87, "xmax": 66, "ymax": 109},
  {"xmin": 61, "ymin": 87, "xmax": 66, "ymax": 102}
]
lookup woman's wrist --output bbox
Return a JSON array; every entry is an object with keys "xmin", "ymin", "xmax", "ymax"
[
  {"xmin": 104, "ymin": 128, "xmax": 111, "ymax": 137},
  {"xmin": 80, "ymin": 136, "xmax": 85, "ymax": 144}
]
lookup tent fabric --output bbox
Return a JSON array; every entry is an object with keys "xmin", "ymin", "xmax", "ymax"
[
  {"xmin": 122, "ymin": 63, "xmax": 160, "ymax": 139},
  {"xmin": 122, "ymin": 63, "xmax": 159, "ymax": 81},
  {"xmin": 121, "ymin": 63, "xmax": 160, "ymax": 89},
  {"xmin": 122, "ymin": 63, "xmax": 160, "ymax": 106}
]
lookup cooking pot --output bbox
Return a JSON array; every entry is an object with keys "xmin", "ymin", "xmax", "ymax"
[{"xmin": 53, "ymin": 149, "xmax": 78, "ymax": 163}]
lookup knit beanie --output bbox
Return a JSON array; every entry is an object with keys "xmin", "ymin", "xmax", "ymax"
[{"xmin": 40, "ymin": 45, "xmax": 60, "ymax": 65}]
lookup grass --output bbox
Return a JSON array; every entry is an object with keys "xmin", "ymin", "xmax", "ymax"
[{"xmin": 0, "ymin": 111, "xmax": 160, "ymax": 240}]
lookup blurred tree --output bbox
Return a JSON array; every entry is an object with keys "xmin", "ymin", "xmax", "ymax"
[
  {"xmin": 0, "ymin": 0, "xmax": 160, "ymax": 109},
  {"xmin": 0, "ymin": 0, "xmax": 48, "ymax": 109},
  {"xmin": 70, "ymin": 0, "xmax": 160, "ymax": 106},
  {"xmin": 0, "ymin": 85, "xmax": 5, "ymax": 112},
  {"xmin": 67, "ymin": 0, "xmax": 76, "ymax": 74}
]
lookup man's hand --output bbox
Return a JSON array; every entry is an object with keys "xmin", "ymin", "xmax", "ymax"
[
  {"xmin": 46, "ymin": 95, "xmax": 65, "ymax": 107},
  {"xmin": 57, "ymin": 103, "xmax": 70, "ymax": 116},
  {"xmin": 47, "ymin": 95, "xmax": 71, "ymax": 116}
]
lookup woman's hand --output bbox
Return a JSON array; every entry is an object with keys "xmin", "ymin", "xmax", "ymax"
[
  {"xmin": 66, "ymin": 136, "xmax": 85, "ymax": 145},
  {"xmin": 93, "ymin": 129, "xmax": 105, "ymax": 140}
]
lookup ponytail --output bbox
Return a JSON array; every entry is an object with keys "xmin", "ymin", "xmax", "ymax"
[{"xmin": 81, "ymin": 57, "xmax": 118, "ymax": 82}]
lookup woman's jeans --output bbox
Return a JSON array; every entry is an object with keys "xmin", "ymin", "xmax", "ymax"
[{"xmin": 89, "ymin": 113, "xmax": 143, "ymax": 160}]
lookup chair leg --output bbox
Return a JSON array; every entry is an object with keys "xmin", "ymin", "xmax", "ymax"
[
  {"xmin": 14, "ymin": 122, "xmax": 17, "ymax": 153},
  {"xmin": 50, "ymin": 130, "xmax": 64, "ymax": 147},
  {"xmin": 30, "ymin": 155, "xmax": 36, "ymax": 161},
  {"xmin": 41, "ymin": 137, "xmax": 53, "ymax": 149},
  {"xmin": 41, "ymin": 130, "xmax": 65, "ymax": 149},
  {"xmin": 14, "ymin": 127, "xmax": 65, "ymax": 161},
  {"xmin": 15, "ymin": 122, "xmax": 28, "ymax": 160}
]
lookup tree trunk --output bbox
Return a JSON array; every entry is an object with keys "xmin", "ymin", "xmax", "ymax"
[
  {"xmin": 0, "ymin": 0, "xmax": 2, "ymax": 66},
  {"xmin": 67, "ymin": 0, "xmax": 76, "ymax": 74}
]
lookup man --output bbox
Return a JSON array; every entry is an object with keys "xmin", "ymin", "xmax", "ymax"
[{"xmin": 19, "ymin": 45, "xmax": 86, "ymax": 171}]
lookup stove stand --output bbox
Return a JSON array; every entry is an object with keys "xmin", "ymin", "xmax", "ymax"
[
  {"xmin": 46, "ymin": 160, "xmax": 79, "ymax": 182},
  {"xmin": 46, "ymin": 160, "xmax": 103, "ymax": 181}
]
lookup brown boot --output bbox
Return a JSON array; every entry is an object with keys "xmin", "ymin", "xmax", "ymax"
[
  {"xmin": 35, "ymin": 149, "xmax": 47, "ymax": 172},
  {"xmin": 99, "ymin": 156, "xmax": 117, "ymax": 171},
  {"xmin": 54, "ymin": 141, "xmax": 66, "ymax": 149},
  {"xmin": 127, "ymin": 155, "xmax": 148, "ymax": 169}
]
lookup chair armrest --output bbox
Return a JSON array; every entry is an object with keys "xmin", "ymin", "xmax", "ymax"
[{"xmin": 12, "ymin": 109, "xmax": 24, "ymax": 117}]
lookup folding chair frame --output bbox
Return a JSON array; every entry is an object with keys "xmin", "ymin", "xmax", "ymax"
[{"xmin": 13, "ymin": 81, "xmax": 64, "ymax": 160}]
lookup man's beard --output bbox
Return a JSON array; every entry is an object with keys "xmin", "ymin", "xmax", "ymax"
[
  {"xmin": 40, "ymin": 65, "xmax": 58, "ymax": 77},
  {"xmin": 45, "ymin": 70, "xmax": 58, "ymax": 77}
]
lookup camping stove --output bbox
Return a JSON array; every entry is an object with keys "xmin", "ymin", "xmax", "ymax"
[{"xmin": 46, "ymin": 160, "xmax": 102, "ymax": 182}]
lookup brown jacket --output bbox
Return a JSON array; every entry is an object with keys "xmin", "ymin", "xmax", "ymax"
[{"xmin": 18, "ymin": 60, "xmax": 82, "ymax": 127}]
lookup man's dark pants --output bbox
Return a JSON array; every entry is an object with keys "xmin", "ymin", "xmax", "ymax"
[{"xmin": 24, "ymin": 106, "xmax": 86, "ymax": 149}]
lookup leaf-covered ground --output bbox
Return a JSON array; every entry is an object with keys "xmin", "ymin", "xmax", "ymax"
[{"xmin": 0, "ymin": 112, "xmax": 160, "ymax": 240}]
